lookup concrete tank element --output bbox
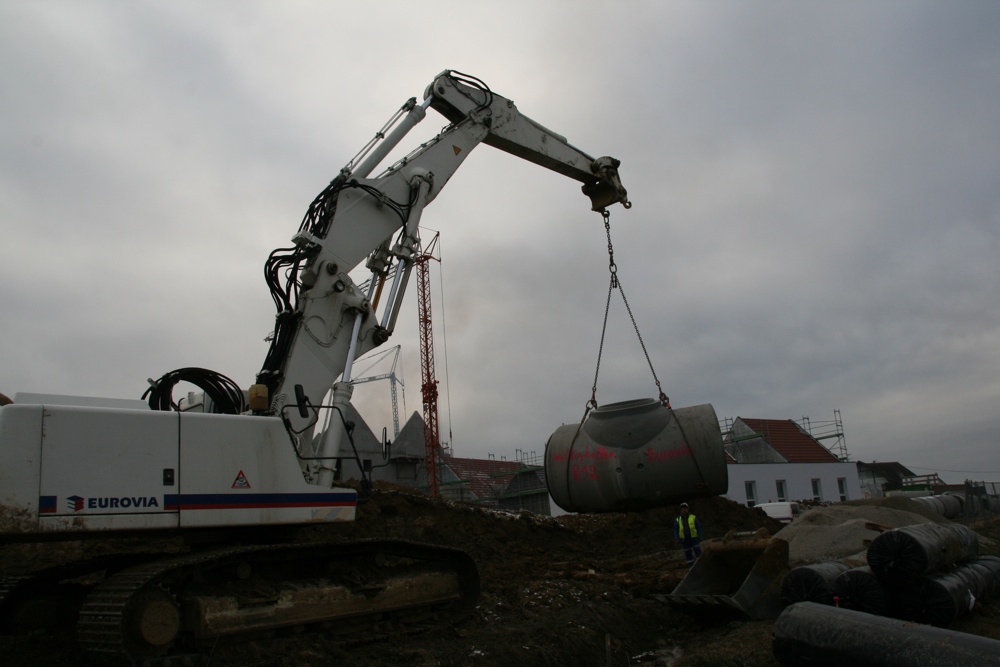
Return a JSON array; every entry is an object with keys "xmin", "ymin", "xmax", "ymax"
[{"xmin": 545, "ymin": 399, "xmax": 727, "ymax": 513}]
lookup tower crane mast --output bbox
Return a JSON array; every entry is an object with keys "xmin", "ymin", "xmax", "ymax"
[{"xmin": 415, "ymin": 232, "xmax": 442, "ymax": 496}]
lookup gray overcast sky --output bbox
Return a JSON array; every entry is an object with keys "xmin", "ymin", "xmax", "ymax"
[{"xmin": 2, "ymin": 2, "xmax": 998, "ymax": 483}]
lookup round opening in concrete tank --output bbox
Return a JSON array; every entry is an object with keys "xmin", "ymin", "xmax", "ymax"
[
  {"xmin": 545, "ymin": 401, "xmax": 728, "ymax": 513},
  {"xmin": 583, "ymin": 399, "xmax": 669, "ymax": 449}
]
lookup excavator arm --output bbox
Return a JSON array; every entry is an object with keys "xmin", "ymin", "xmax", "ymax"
[
  {"xmin": 426, "ymin": 71, "xmax": 629, "ymax": 211},
  {"xmin": 259, "ymin": 70, "xmax": 630, "ymax": 485}
]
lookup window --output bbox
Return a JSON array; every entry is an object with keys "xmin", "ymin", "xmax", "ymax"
[
  {"xmin": 811, "ymin": 478, "xmax": 822, "ymax": 502},
  {"xmin": 745, "ymin": 480, "xmax": 758, "ymax": 507},
  {"xmin": 776, "ymin": 480, "xmax": 787, "ymax": 503},
  {"xmin": 838, "ymin": 477, "xmax": 848, "ymax": 502}
]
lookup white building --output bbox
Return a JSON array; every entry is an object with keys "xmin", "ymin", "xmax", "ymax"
[{"xmin": 723, "ymin": 417, "xmax": 862, "ymax": 506}]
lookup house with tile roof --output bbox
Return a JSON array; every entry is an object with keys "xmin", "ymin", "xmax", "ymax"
[
  {"xmin": 332, "ymin": 406, "xmax": 551, "ymax": 514},
  {"xmin": 441, "ymin": 457, "xmax": 550, "ymax": 514},
  {"xmin": 724, "ymin": 417, "xmax": 862, "ymax": 506}
]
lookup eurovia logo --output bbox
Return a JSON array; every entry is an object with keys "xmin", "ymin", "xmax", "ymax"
[{"xmin": 64, "ymin": 495, "xmax": 160, "ymax": 511}]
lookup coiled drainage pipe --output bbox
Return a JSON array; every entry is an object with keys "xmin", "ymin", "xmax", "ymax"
[
  {"xmin": 829, "ymin": 566, "xmax": 890, "ymax": 616},
  {"xmin": 779, "ymin": 561, "xmax": 854, "ymax": 608},
  {"xmin": 772, "ymin": 601, "xmax": 1000, "ymax": 667},
  {"xmin": 866, "ymin": 523, "xmax": 979, "ymax": 586},
  {"xmin": 896, "ymin": 556, "xmax": 1000, "ymax": 627}
]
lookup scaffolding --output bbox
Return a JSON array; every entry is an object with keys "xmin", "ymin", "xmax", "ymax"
[
  {"xmin": 476, "ymin": 451, "xmax": 550, "ymax": 514},
  {"xmin": 798, "ymin": 409, "xmax": 849, "ymax": 461},
  {"xmin": 720, "ymin": 410, "xmax": 850, "ymax": 461}
]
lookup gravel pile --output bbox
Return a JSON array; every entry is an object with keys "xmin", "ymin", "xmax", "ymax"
[{"xmin": 775, "ymin": 502, "xmax": 937, "ymax": 565}]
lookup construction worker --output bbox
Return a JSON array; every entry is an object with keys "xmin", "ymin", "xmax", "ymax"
[{"xmin": 674, "ymin": 502, "xmax": 702, "ymax": 567}]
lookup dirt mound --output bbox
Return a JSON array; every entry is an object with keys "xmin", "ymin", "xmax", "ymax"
[
  {"xmin": 0, "ymin": 488, "xmax": 778, "ymax": 665},
  {"xmin": 1, "ymin": 488, "xmax": 998, "ymax": 667}
]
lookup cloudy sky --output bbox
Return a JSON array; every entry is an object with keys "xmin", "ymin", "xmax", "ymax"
[{"xmin": 2, "ymin": 2, "xmax": 998, "ymax": 484}]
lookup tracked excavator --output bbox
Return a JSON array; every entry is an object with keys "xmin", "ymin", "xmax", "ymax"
[{"xmin": 0, "ymin": 70, "xmax": 629, "ymax": 662}]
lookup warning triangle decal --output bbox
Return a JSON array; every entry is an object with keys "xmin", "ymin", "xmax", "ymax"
[{"xmin": 232, "ymin": 470, "xmax": 251, "ymax": 489}]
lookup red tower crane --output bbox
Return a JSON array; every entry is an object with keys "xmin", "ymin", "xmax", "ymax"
[{"xmin": 415, "ymin": 232, "xmax": 442, "ymax": 496}]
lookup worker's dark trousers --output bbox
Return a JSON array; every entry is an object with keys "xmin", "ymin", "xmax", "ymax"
[{"xmin": 681, "ymin": 538, "xmax": 702, "ymax": 566}]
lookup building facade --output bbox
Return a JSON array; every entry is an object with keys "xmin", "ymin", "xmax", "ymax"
[
  {"xmin": 333, "ymin": 406, "xmax": 550, "ymax": 513},
  {"xmin": 723, "ymin": 417, "xmax": 862, "ymax": 506}
]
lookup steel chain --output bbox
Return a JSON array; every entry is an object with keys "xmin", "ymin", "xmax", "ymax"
[{"xmin": 588, "ymin": 210, "xmax": 670, "ymax": 413}]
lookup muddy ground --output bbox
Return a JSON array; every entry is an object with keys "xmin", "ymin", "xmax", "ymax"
[{"xmin": 2, "ymin": 487, "xmax": 1000, "ymax": 666}]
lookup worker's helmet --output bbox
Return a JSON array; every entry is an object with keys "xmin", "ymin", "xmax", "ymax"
[{"xmin": 680, "ymin": 502, "xmax": 689, "ymax": 509}]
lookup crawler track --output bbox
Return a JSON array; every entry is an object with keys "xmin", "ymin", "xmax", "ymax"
[{"xmin": 5, "ymin": 540, "xmax": 479, "ymax": 664}]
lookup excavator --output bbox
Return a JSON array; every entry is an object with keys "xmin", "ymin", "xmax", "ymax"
[{"xmin": 0, "ymin": 71, "xmax": 629, "ymax": 662}]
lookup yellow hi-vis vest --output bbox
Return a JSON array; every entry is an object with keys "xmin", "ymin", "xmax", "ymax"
[{"xmin": 676, "ymin": 514, "xmax": 699, "ymax": 539}]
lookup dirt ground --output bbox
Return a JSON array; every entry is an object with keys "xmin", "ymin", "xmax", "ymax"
[{"xmin": 2, "ymin": 487, "xmax": 1000, "ymax": 666}]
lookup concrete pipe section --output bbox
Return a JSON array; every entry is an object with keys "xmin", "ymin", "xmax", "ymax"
[{"xmin": 545, "ymin": 399, "xmax": 728, "ymax": 513}]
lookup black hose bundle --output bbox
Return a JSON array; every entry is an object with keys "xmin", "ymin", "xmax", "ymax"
[
  {"xmin": 896, "ymin": 556, "xmax": 1000, "ymax": 627},
  {"xmin": 779, "ymin": 561, "xmax": 854, "ymax": 608},
  {"xmin": 866, "ymin": 523, "xmax": 979, "ymax": 586},
  {"xmin": 830, "ymin": 566, "xmax": 890, "ymax": 616},
  {"xmin": 143, "ymin": 367, "xmax": 247, "ymax": 414},
  {"xmin": 256, "ymin": 176, "xmax": 413, "ymax": 396}
]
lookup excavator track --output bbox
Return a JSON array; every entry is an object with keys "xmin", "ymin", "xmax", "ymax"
[
  {"xmin": 0, "ymin": 575, "xmax": 30, "ymax": 627},
  {"xmin": 8, "ymin": 539, "xmax": 480, "ymax": 664},
  {"xmin": 0, "ymin": 554, "xmax": 150, "ymax": 637}
]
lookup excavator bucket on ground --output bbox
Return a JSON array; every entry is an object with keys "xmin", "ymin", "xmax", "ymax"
[{"xmin": 656, "ymin": 528, "xmax": 790, "ymax": 620}]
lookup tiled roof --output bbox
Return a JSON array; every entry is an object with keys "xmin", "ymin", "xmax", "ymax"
[
  {"xmin": 737, "ymin": 418, "xmax": 840, "ymax": 463},
  {"xmin": 443, "ymin": 457, "xmax": 527, "ymax": 500}
]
